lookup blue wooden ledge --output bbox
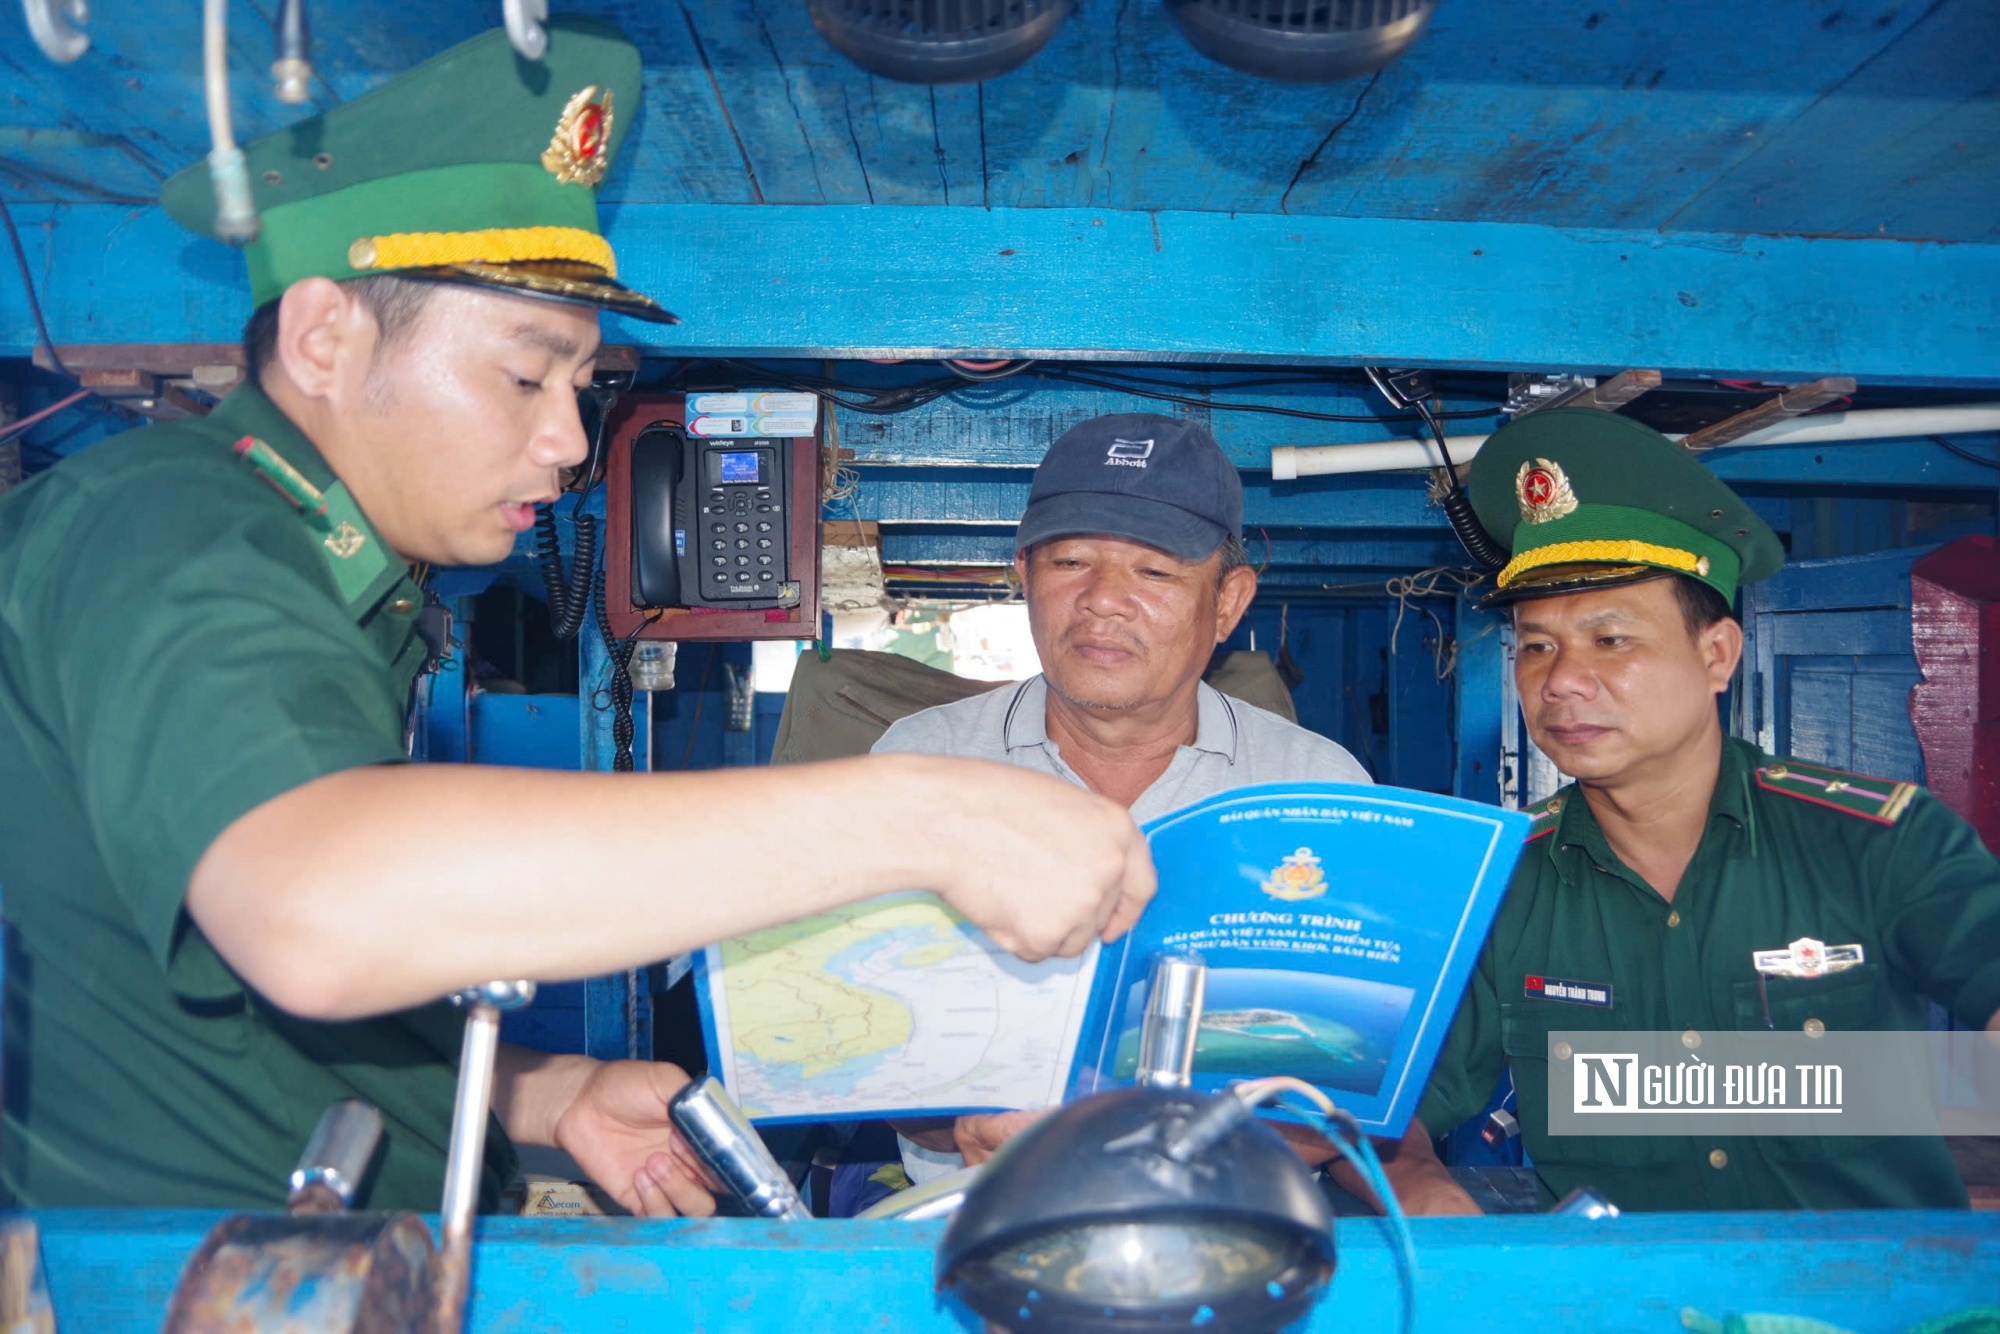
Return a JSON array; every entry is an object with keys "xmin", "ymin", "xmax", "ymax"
[
  {"xmin": 9, "ymin": 204, "xmax": 2000, "ymax": 385},
  {"xmin": 20, "ymin": 1208, "xmax": 2000, "ymax": 1332}
]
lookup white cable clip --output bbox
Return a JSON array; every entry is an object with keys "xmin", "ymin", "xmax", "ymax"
[
  {"xmin": 23, "ymin": 0, "xmax": 89, "ymax": 64},
  {"xmin": 503, "ymin": 0, "xmax": 548, "ymax": 60}
]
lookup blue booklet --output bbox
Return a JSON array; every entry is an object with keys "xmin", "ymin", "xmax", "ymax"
[
  {"xmin": 695, "ymin": 782, "xmax": 1529, "ymax": 1135},
  {"xmin": 1069, "ymin": 782, "xmax": 1531, "ymax": 1135}
]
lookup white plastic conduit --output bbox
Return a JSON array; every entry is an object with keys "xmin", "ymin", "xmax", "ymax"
[{"xmin": 1269, "ymin": 404, "xmax": 2000, "ymax": 479}]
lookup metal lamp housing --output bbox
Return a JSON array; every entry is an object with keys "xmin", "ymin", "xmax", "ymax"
[
  {"xmin": 807, "ymin": 0, "xmax": 1071, "ymax": 85},
  {"xmin": 937, "ymin": 1086, "xmax": 1334, "ymax": 1333},
  {"xmin": 1169, "ymin": 0, "xmax": 1436, "ymax": 83}
]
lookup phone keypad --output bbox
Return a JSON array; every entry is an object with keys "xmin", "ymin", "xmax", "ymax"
[{"xmin": 696, "ymin": 455, "xmax": 786, "ymax": 599}]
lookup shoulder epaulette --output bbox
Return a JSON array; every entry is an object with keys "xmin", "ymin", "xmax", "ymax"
[
  {"xmin": 1524, "ymin": 793, "xmax": 1567, "ymax": 842},
  {"xmin": 232, "ymin": 435, "xmax": 395, "ymax": 609},
  {"xmin": 1754, "ymin": 758, "xmax": 1918, "ymax": 825}
]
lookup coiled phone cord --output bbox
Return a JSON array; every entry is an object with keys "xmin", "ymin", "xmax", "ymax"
[
  {"xmin": 533, "ymin": 505, "xmax": 597, "ymax": 642},
  {"xmin": 590, "ymin": 566, "xmax": 641, "ymax": 772}
]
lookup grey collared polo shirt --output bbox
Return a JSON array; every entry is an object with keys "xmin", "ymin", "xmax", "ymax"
[
  {"xmin": 874, "ymin": 675, "xmax": 1371, "ymax": 822},
  {"xmin": 874, "ymin": 673, "xmax": 1371, "ymax": 1182}
]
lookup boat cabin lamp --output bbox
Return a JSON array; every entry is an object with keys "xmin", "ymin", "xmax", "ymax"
[{"xmin": 936, "ymin": 1084, "xmax": 1335, "ymax": 1334}]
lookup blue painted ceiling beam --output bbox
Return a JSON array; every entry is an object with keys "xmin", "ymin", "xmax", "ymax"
[{"xmin": 6, "ymin": 202, "xmax": 1997, "ymax": 384}]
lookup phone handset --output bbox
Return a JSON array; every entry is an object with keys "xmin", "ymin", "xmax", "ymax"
[{"xmin": 630, "ymin": 422, "xmax": 685, "ymax": 607}]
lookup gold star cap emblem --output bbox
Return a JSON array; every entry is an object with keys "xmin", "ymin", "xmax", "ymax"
[
  {"xmin": 542, "ymin": 86, "xmax": 614, "ymax": 187},
  {"xmin": 1516, "ymin": 457, "xmax": 1580, "ymax": 524}
]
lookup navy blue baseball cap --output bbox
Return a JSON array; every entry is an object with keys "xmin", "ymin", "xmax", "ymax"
[{"xmin": 1015, "ymin": 413, "xmax": 1245, "ymax": 562}]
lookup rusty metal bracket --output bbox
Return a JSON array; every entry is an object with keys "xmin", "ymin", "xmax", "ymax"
[{"xmin": 1679, "ymin": 377, "xmax": 1857, "ymax": 452}]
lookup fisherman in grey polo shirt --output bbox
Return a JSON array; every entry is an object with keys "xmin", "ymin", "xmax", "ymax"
[{"xmin": 880, "ymin": 412, "xmax": 1371, "ymax": 1180}]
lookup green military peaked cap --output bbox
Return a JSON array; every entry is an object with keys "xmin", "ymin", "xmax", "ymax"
[
  {"xmin": 1468, "ymin": 408, "xmax": 1784, "ymax": 605},
  {"xmin": 160, "ymin": 18, "xmax": 675, "ymax": 323}
]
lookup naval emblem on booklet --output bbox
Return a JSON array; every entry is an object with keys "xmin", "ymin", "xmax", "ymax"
[{"xmin": 694, "ymin": 782, "xmax": 1530, "ymax": 1136}]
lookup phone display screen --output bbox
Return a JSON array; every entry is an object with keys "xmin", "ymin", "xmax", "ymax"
[{"xmin": 717, "ymin": 451, "xmax": 762, "ymax": 484}]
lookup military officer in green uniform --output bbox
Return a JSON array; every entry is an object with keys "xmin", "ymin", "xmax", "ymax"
[
  {"xmin": 1352, "ymin": 408, "xmax": 2000, "ymax": 1213},
  {"xmin": 0, "ymin": 21, "xmax": 1153, "ymax": 1213}
]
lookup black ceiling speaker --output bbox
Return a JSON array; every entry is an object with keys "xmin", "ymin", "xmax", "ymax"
[
  {"xmin": 1169, "ymin": 0, "xmax": 1436, "ymax": 82},
  {"xmin": 807, "ymin": 0, "xmax": 1070, "ymax": 84}
]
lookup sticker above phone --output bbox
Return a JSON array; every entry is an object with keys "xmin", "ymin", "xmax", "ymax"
[
  {"xmin": 1524, "ymin": 974, "xmax": 1613, "ymax": 1007},
  {"xmin": 687, "ymin": 390, "xmax": 820, "ymax": 438}
]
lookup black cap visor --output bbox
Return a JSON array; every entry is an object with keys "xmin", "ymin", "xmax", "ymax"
[
  {"xmin": 405, "ymin": 259, "xmax": 679, "ymax": 325},
  {"xmin": 1479, "ymin": 563, "xmax": 1678, "ymax": 609}
]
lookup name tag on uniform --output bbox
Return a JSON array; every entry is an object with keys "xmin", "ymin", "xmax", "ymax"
[
  {"xmin": 1524, "ymin": 975, "xmax": 1613, "ymax": 1007},
  {"xmin": 1752, "ymin": 936, "xmax": 1864, "ymax": 980}
]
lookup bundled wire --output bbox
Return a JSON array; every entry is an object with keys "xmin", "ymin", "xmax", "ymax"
[
  {"xmin": 671, "ymin": 358, "xmax": 1506, "ymax": 427},
  {"xmin": 1047, "ymin": 364, "xmax": 1503, "ymax": 424},
  {"xmin": 1231, "ymin": 1076, "xmax": 1419, "ymax": 1334},
  {"xmin": 1364, "ymin": 368, "xmax": 1509, "ymax": 572},
  {"xmin": 1384, "ymin": 567, "xmax": 1488, "ymax": 679}
]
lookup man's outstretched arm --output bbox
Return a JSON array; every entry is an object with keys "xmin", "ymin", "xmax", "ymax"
[{"xmin": 189, "ymin": 752, "xmax": 1154, "ymax": 1020}]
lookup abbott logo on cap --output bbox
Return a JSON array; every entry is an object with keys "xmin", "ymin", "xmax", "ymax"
[{"xmin": 1106, "ymin": 437, "xmax": 1154, "ymax": 468}]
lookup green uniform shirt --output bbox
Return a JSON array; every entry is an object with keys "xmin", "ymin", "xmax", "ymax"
[
  {"xmin": 0, "ymin": 384, "xmax": 516, "ymax": 1210},
  {"xmin": 1417, "ymin": 736, "xmax": 2000, "ymax": 1212}
]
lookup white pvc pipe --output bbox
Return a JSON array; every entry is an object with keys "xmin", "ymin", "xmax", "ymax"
[{"xmin": 1269, "ymin": 403, "xmax": 2000, "ymax": 480}]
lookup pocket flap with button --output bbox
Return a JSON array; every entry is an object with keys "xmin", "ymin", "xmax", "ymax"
[
  {"xmin": 1728, "ymin": 963, "xmax": 1909, "ymax": 1163},
  {"xmin": 1500, "ymin": 999, "xmax": 1670, "ymax": 1167},
  {"xmin": 1729, "ymin": 962, "xmax": 1888, "ymax": 1034}
]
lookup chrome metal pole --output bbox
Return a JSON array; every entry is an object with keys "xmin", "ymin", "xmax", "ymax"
[
  {"xmin": 1134, "ymin": 954, "xmax": 1207, "ymax": 1088},
  {"xmin": 432, "ymin": 980, "xmax": 534, "ymax": 1334}
]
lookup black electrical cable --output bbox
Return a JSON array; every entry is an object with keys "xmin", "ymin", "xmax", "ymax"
[
  {"xmin": 1358, "ymin": 366, "xmax": 1508, "ymax": 573},
  {"xmin": 1408, "ymin": 393, "xmax": 1509, "ymax": 571},
  {"xmin": 942, "ymin": 358, "xmax": 1039, "ymax": 382},
  {"xmin": 0, "ymin": 193, "xmax": 71, "ymax": 379},
  {"xmin": 1045, "ymin": 365, "xmax": 1505, "ymax": 421},
  {"xmin": 682, "ymin": 357, "xmax": 1502, "ymax": 426},
  {"xmin": 1929, "ymin": 435, "xmax": 2000, "ymax": 471}
]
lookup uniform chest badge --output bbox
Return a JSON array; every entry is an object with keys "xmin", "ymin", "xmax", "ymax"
[
  {"xmin": 1261, "ymin": 847, "xmax": 1328, "ymax": 902},
  {"xmin": 1751, "ymin": 936, "xmax": 1865, "ymax": 980},
  {"xmin": 324, "ymin": 521, "xmax": 367, "ymax": 559},
  {"xmin": 542, "ymin": 86, "xmax": 614, "ymax": 187},
  {"xmin": 1516, "ymin": 457, "xmax": 1579, "ymax": 524}
]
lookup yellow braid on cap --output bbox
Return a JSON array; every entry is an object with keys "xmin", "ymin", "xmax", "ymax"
[
  {"xmin": 1498, "ymin": 539, "xmax": 1705, "ymax": 589},
  {"xmin": 347, "ymin": 226, "xmax": 615, "ymax": 277}
]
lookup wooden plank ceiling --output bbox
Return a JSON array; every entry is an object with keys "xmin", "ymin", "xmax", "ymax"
[{"xmin": 2, "ymin": 0, "xmax": 1994, "ymax": 244}]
